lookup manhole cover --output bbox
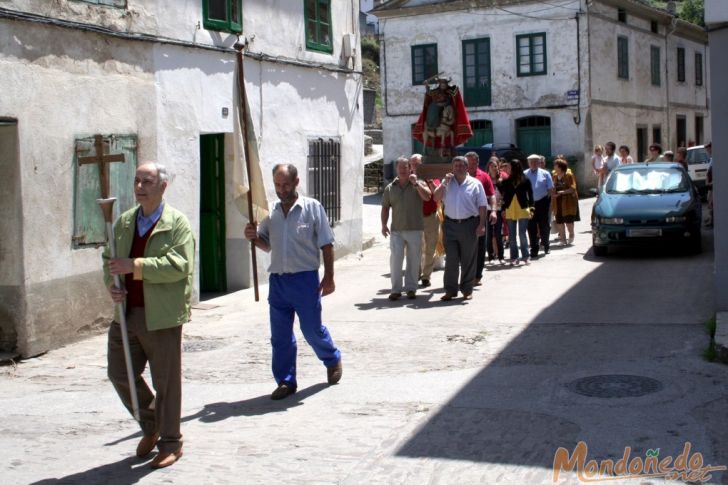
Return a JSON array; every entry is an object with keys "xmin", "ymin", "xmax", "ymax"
[
  {"xmin": 567, "ymin": 374, "xmax": 663, "ymax": 398},
  {"xmin": 183, "ymin": 340, "xmax": 226, "ymax": 353}
]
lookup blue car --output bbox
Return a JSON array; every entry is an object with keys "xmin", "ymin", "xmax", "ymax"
[{"xmin": 591, "ymin": 163, "xmax": 702, "ymax": 256}]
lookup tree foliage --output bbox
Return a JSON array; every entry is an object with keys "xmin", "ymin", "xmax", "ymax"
[{"xmin": 679, "ymin": 0, "xmax": 705, "ymax": 26}]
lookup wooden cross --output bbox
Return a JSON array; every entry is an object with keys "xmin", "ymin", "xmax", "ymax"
[{"xmin": 78, "ymin": 134, "xmax": 125, "ymax": 198}]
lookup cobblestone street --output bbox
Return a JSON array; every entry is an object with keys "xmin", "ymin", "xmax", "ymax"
[{"xmin": 2, "ymin": 198, "xmax": 726, "ymax": 484}]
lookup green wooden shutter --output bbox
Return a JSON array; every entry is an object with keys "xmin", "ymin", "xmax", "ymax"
[
  {"xmin": 463, "ymin": 38, "xmax": 491, "ymax": 107},
  {"xmin": 465, "ymin": 120, "xmax": 493, "ymax": 147},
  {"xmin": 199, "ymin": 134, "xmax": 227, "ymax": 293},
  {"xmin": 650, "ymin": 46, "xmax": 660, "ymax": 86},
  {"xmin": 617, "ymin": 36, "xmax": 629, "ymax": 79},
  {"xmin": 72, "ymin": 135, "xmax": 137, "ymax": 248},
  {"xmin": 517, "ymin": 117, "xmax": 551, "ymax": 158},
  {"xmin": 411, "ymin": 44, "xmax": 438, "ymax": 85}
]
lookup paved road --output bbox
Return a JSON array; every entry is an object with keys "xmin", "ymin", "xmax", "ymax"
[{"xmin": 1, "ymin": 197, "xmax": 725, "ymax": 484}]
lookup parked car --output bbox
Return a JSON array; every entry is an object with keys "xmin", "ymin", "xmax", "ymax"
[
  {"xmin": 591, "ymin": 163, "xmax": 702, "ymax": 256},
  {"xmin": 686, "ymin": 144, "xmax": 710, "ymax": 193},
  {"xmin": 455, "ymin": 143, "xmax": 527, "ymax": 170}
]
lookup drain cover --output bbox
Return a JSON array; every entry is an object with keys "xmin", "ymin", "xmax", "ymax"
[
  {"xmin": 567, "ymin": 374, "xmax": 663, "ymax": 398},
  {"xmin": 183, "ymin": 340, "xmax": 225, "ymax": 353}
]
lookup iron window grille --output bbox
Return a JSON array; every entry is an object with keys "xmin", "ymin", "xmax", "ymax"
[{"xmin": 307, "ymin": 138, "xmax": 341, "ymax": 225}]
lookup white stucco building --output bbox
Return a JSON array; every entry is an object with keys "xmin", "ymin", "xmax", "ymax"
[
  {"xmin": 373, "ymin": 0, "xmax": 710, "ymax": 189},
  {"xmin": 0, "ymin": 0, "xmax": 364, "ymax": 357}
]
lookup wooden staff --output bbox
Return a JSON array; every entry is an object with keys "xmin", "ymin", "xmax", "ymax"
[
  {"xmin": 98, "ymin": 197, "xmax": 140, "ymax": 421},
  {"xmin": 234, "ymin": 40, "xmax": 260, "ymax": 302}
]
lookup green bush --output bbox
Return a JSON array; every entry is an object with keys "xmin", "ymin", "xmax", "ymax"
[{"xmin": 361, "ymin": 35, "xmax": 380, "ymax": 64}]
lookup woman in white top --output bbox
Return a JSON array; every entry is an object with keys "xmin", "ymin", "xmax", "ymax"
[
  {"xmin": 618, "ymin": 145, "xmax": 634, "ymax": 165},
  {"xmin": 592, "ymin": 145, "xmax": 605, "ymax": 190}
]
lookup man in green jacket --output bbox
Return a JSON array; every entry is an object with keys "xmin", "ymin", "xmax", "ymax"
[{"xmin": 103, "ymin": 162, "xmax": 194, "ymax": 469}]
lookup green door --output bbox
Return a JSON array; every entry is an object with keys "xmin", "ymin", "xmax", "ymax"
[
  {"xmin": 463, "ymin": 38, "xmax": 491, "ymax": 107},
  {"xmin": 516, "ymin": 116, "xmax": 551, "ymax": 157},
  {"xmin": 199, "ymin": 134, "xmax": 227, "ymax": 293},
  {"xmin": 464, "ymin": 120, "xmax": 494, "ymax": 147}
]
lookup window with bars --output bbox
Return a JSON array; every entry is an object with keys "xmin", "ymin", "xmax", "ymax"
[
  {"xmin": 516, "ymin": 33, "xmax": 546, "ymax": 76},
  {"xmin": 695, "ymin": 52, "xmax": 703, "ymax": 86},
  {"xmin": 203, "ymin": 0, "xmax": 242, "ymax": 33},
  {"xmin": 650, "ymin": 46, "xmax": 660, "ymax": 86},
  {"xmin": 305, "ymin": 0, "xmax": 333, "ymax": 53},
  {"xmin": 307, "ymin": 138, "xmax": 341, "ymax": 225},
  {"xmin": 411, "ymin": 44, "xmax": 438, "ymax": 85},
  {"xmin": 677, "ymin": 47, "xmax": 685, "ymax": 82},
  {"xmin": 617, "ymin": 36, "xmax": 629, "ymax": 80}
]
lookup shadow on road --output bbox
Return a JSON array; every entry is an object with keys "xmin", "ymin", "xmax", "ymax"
[
  {"xmin": 395, "ymin": 237, "xmax": 726, "ymax": 480},
  {"xmin": 182, "ymin": 383, "xmax": 329, "ymax": 423},
  {"xmin": 31, "ymin": 456, "xmax": 154, "ymax": 485}
]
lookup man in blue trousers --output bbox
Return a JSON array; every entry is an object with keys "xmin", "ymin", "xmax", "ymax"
[{"xmin": 244, "ymin": 164, "xmax": 342, "ymax": 400}]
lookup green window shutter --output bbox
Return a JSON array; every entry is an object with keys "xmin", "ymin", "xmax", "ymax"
[
  {"xmin": 465, "ymin": 120, "xmax": 493, "ymax": 147},
  {"xmin": 305, "ymin": 0, "xmax": 333, "ymax": 53},
  {"xmin": 516, "ymin": 116, "xmax": 551, "ymax": 158},
  {"xmin": 617, "ymin": 36, "xmax": 629, "ymax": 79},
  {"xmin": 462, "ymin": 38, "xmax": 491, "ymax": 107},
  {"xmin": 677, "ymin": 47, "xmax": 685, "ymax": 82},
  {"xmin": 203, "ymin": 0, "xmax": 242, "ymax": 34},
  {"xmin": 650, "ymin": 46, "xmax": 660, "ymax": 86},
  {"xmin": 72, "ymin": 135, "xmax": 138, "ymax": 248},
  {"xmin": 695, "ymin": 52, "xmax": 703, "ymax": 86},
  {"xmin": 516, "ymin": 33, "xmax": 546, "ymax": 77},
  {"xmin": 411, "ymin": 44, "xmax": 438, "ymax": 85}
]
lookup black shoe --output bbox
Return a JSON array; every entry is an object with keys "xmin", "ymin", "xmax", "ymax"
[
  {"xmin": 406, "ymin": 290, "xmax": 416, "ymax": 299},
  {"xmin": 271, "ymin": 383, "xmax": 296, "ymax": 400},
  {"xmin": 420, "ymin": 279, "xmax": 431, "ymax": 288},
  {"xmin": 544, "ymin": 248, "xmax": 550, "ymax": 255},
  {"xmin": 474, "ymin": 278, "xmax": 482, "ymax": 286},
  {"xmin": 388, "ymin": 292, "xmax": 401, "ymax": 301}
]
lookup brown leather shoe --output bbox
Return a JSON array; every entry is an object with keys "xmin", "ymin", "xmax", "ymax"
[
  {"xmin": 388, "ymin": 293, "xmax": 401, "ymax": 301},
  {"xmin": 327, "ymin": 360, "xmax": 343, "ymax": 385},
  {"xmin": 440, "ymin": 293, "xmax": 456, "ymax": 301},
  {"xmin": 462, "ymin": 293, "xmax": 473, "ymax": 300},
  {"xmin": 270, "ymin": 383, "xmax": 296, "ymax": 400},
  {"xmin": 136, "ymin": 433, "xmax": 159, "ymax": 458},
  {"xmin": 406, "ymin": 290, "xmax": 416, "ymax": 299},
  {"xmin": 150, "ymin": 449, "xmax": 183, "ymax": 469}
]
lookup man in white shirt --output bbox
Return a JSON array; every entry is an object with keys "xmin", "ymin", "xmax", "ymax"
[
  {"xmin": 432, "ymin": 156, "xmax": 488, "ymax": 301},
  {"xmin": 245, "ymin": 164, "xmax": 342, "ymax": 400},
  {"xmin": 601, "ymin": 141, "xmax": 621, "ymax": 181}
]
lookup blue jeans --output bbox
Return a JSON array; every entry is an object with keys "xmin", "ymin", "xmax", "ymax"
[
  {"xmin": 508, "ymin": 218, "xmax": 530, "ymax": 260},
  {"xmin": 268, "ymin": 271, "xmax": 341, "ymax": 389}
]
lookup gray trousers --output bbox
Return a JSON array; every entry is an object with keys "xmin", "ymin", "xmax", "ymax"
[
  {"xmin": 390, "ymin": 230, "xmax": 423, "ymax": 293},
  {"xmin": 443, "ymin": 217, "xmax": 479, "ymax": 295},
  {"xmin": 107, "ymin": 307, "xmax": 183, "ymax": 454}
]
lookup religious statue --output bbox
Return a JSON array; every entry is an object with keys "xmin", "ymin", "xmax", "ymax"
[{"xmin": 412, "ymin": 75, "xmax": 472, "ymax": 156}]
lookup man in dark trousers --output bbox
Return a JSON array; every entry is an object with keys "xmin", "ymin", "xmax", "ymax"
[
  {"xmin": 245, "ymin": 164, "xmax": 342, "ymax": 400},
  {"xmin": 104, "ymin": 162, "xmax": 194, "ymax": 469},
  {"xmin": 524, "ymin": 154, "xmax": 554, "ymax": 258},
  {"xmin": 432, "ymin": 156, "xmax": 488, "ymax": 301}
]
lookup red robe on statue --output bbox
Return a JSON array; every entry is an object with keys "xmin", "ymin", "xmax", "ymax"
[{"xmin": 412, "ymin": 84, "xmax": 472, "ymax": 149}]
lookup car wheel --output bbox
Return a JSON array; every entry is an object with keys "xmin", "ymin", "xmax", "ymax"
[{"xmin": 593, "ymin": 245, "xmax": 608, "ymax": 257}]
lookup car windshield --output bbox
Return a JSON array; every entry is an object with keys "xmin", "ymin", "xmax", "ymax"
[
  {"xmin": 605, "ymin": 168, "xmax": 690, "ymax": 194},
  {"xmin": 686, "ymin": 147, "xmax": 709, "ymax": 165}
]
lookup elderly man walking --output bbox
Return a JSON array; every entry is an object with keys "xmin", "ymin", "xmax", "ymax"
[
  {"xmin": 525, "ymin": 154, "xmax": 554, "ymax": 258},
  {"xmin": 104, "ymin": 162, "xmax": 194, "ymax": 469},
  {"xmin": 245, "ymin": 164, "xmax": 342, "ymax": 400},
  {"xmin": 382, "ymin": 156, "xmax": 432, "ymax": 300},
  {"xmin": 433, "ymin": 156, "xmax": 488, "ymax": 301},
  {"xmin": 409, "ymin": 154, "xmax": 440, "ymax": 288}
]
